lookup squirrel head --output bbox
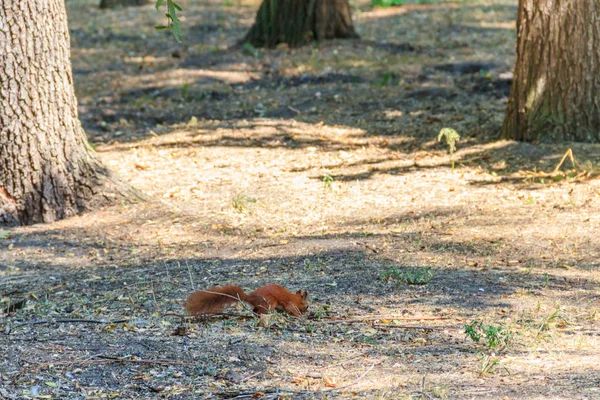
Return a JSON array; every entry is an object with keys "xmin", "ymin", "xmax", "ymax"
[{"xmin": 295, "ymin": 290, "xmax": 309, "ymax": 313}]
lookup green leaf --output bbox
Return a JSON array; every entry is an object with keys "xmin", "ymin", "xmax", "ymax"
[
  {"xmin": 0, "ymin": 230, "xmax": 9, "ymax": 240},
  {"xmin": 155, "ymin": 25, "xmax": 171, "ymax": 30},
  {"xmin": 155, "ymin": 0, "xmax": 183, "ymax": 43}
]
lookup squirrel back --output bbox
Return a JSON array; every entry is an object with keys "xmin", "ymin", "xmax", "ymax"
[{"xmin": 184, "ymin": 284, "xmax": 308, "ymax": 317}]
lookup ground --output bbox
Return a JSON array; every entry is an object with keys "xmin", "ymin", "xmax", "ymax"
[{"xmin": 1, "ymin": 0, "xmax": 600, "ymax": 399}]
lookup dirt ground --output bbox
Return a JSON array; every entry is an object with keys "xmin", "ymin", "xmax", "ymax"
[{"xmin": 2, "ymin": 0, "xmax": 600, "ymax": 398}]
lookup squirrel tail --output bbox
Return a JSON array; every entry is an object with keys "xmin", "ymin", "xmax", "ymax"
[{"xmin": 184, "ymin": 285, "xmax": 247, "ymax": 316}]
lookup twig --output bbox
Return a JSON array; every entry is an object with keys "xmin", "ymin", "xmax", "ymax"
[
  {"xmin": 287, "ymin": 105, "xmax": 301, "ymax": 115},
  {"xmin": 239, "ymin": 371, "xmax": 263, "ymax": 383},
  {"xmin": 185, "ymin": 261, "xmax": 195, "ymax": 291},
  {"xmin": 373, "ymin": 324, "xmax": 458, "ymax": 331},
  {"xmin": 317, "ymin": 350, "xmax": 373, "ymax": 370},
  {"xmin": 38, "ymin": 357, "xmax": 193, "ymax": 369},
  {"xmin": 160, "ymin": 312, "xmax": 188, "ymax": 319},
  {"xmin": 552, "ymin": 148, "xmax": 576, "ymax": 173},
  {"xmin": 9, "ymin": 318, "xmax": 130, "ymax": 331},
  {"xmin": 317, "ymin": 363, "xmax": 377, "ymax": 393},
  {"xmin": 267, "ymin": 387, "xmax": 280, "ymax": 400},
  {"xmin": 321, "ymin": 316, "xmax": 451, "ymax": 324},
  {"xmin": 150, "ymin": 279, "xmax": 161, "ymax": 313}
]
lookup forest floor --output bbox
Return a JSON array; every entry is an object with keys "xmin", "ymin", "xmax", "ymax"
[{"xmin": 2, "ymin": 0, "xmax": 600, "ymax": 398}]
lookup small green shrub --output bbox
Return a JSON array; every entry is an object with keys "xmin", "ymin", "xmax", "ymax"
[
  {"xmin": 322, "ymin": 174, "xmax": 334, "ymax": 190},
  {"xmin": 380, "ymin": 266, "xmax": 433, "ymax": 285},
  {"xmin": 372, "ymin": 0, "xmax": 405, "ymax": 7},
  {"xmin": 232, "ymin": 193, "xmax": 256, "ymax": 213},
  {"xmin": 464, "ymin": 320, "xmax": 513, "ymax": 350}
]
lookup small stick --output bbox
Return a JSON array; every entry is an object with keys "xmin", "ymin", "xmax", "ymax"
[
  {"xmin": 10, "ymin": 318, "xmax": 130, "ymax": 330},
  {"xmin": 317, "ymin": 350, "xmax": 373, "ymax": 370},
  {"xmin": 150, "ymin": 279, "xmax": 161, "ymax": 313},
  {"xmin": 185, "ymin": 261, "xmax": 195, "ymax": 291},
  {"xmin": 373, "ymin": 324, "xmax": 458, "ymax": 331},
  {"xmin": 552, "ymin": 148, "xmax": 576, "ymax": 173},
  {"xmin": 321, "ymin": 316, "xmax": 451, "ymax": 324},
  {"xmin": 239, "ymin": 371, "xmax": 262, "ymax": 383},
  {"xmin": 266, "ymin": 387, "xmax": 280, "ymax": 400},
  {"xmin": 317, "ymin": 363, "xmax": 377, "ymax": 393},
  {"xmin": 287, "ymin": 105, "xmax": 301, "ymax": 115},
  {"xmin": 38, "ymin": 358, "xmax": 193, "ymax": 369}
]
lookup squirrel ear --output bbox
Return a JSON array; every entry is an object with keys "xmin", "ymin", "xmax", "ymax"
[
  {"xmin": 296, "ymin": 290, "xmax": 302, "ymax": 295},
  {"xmin": 303, "ymin": 290, "xmax": 308, "ymax": 299}
]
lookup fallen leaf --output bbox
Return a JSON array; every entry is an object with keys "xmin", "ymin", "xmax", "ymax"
[{"xmin": 323, "ymin": 376, "xmax": 337, "ymax": 387}]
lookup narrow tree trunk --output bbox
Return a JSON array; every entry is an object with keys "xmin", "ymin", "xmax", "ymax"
[
  {"xmin": 99, "ymin": 0, "xmax": 150, "ymax": 9},
  {"xmin": 501, "ymin": 0, "xmax": 600, "ymax": 142},
  {"xmin": 243, "ymin": 0, "xmax": 359, "ymax": 48},
  {"xmin": 0, "ymin": 0, "xmax": 144, "ymax": 226}
]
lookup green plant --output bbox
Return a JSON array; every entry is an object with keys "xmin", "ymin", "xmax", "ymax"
[
  {"xmin": 371, "ymin": 0, "xmax": 404, "ymax": 7},
  {"xmin": 304, "ymin": 258, "xmax": 326, "ymax": 271},
  {"xmin": 437, "ymin": 128, "xmax": 460, "ymax": 170},
  {"xmin": 242, "ymin": 42, "xmax": 260, "ymax": 58},
  {"xmin": 478, "ymin": 353, "xmax": 509, "ymax": 377},
  {"xmin": 464, "ymin": 320, "xmax": 513, "ymax": 350},
  {"xmin": 380, "ymin": 266, "xmax": 433, "ymax": 285},
  {"xmin": 536, "ymin": 305, "xmax": 569, "ymax": 339},
  {"xmin": 155, "ymin": 0, "xmax": 183, "ymax": 42},
  {"xmin": 180, "ymin": 83, "xmax": 190, "ymax": 101},
  {"xmin": 376, "ymin": 72, "xmax": 394, "ymax": 86},
  {"xmin": 322, "ymin": 174, "xmax": 334, "ymax": 189},
  {"xmin": 431, "ymin": 386, "xmax": 448, "ymax": 399},
  {"xmin": 232, "ymin": 192, "xmax": 256, "ymax": 213},
  {"xmin": 313, "ymin": 305, "xmax": 329, "ymax": 320}
]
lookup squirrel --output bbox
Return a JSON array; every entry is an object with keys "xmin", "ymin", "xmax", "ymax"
[{"xmin": 184, "ymin": 284, "xmax": 309, "ymax": 318}]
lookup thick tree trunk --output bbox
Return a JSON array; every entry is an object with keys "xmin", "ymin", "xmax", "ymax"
[
  {"xmin": 0, "ymin": 0, "xmax": 143, "ymax": 226},
  {"xmin": 501, "ymin": 0, "xmax": 600, "ymax": 142},
  {"xmin": 243, "ymin": 0, "xmax": 359, "ymax": 48},
  {"xmin": 99, "ymin": 0, "xmax": 150, "ymax": 9}
]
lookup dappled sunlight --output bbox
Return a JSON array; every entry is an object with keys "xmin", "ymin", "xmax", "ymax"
[
  {"xmin": 123, "ymin": 68, "xmax": 259, "ymax": 91},
  {"xmin": 357, "ymin": 2, "xmax": 459, "ymax": 20},
  {"xmin": 4, "ymin": 0, "xmax": 600, "ymax": 398}
]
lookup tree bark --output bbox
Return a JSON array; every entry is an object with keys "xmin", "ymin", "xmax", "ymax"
[
  {"xmin": 99, "ymin": 0, "xmax": 150, "ymax": 9},
  {"xmin": 243, "ymin": 0, "xmax": 359, "ymax": 48},
  {"xmin": 501, "ymin": 0, "xmax": 600, "ymax": 142},
  {"xmin": 0, "ymin": 0, "xmax": 144, "ymax": 226}
]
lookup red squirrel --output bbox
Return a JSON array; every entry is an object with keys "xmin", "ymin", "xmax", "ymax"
[{"xmin": 184, "ymin": 284, "xmax": 309, "ymax": 318}]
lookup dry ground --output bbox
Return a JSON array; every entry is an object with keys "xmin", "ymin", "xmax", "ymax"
[{"xmin": 2, "ymin": 0, "xmax": 600, "ymax": 398}]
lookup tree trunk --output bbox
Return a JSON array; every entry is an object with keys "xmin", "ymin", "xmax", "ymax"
[
  {"xmin": 243, "ymin": 0, "xmax": 359, "ymax": 48},
  {"xmin": 501, "ymin": 0, "xmax": 600, "ymax": 142},
  {"xmin": 0, "ymin": 0, "xmax": 144, "ymax": 226},
  {"xmin": 99, "ymin": 0, "xmax": 150, "ymax": 9}
]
